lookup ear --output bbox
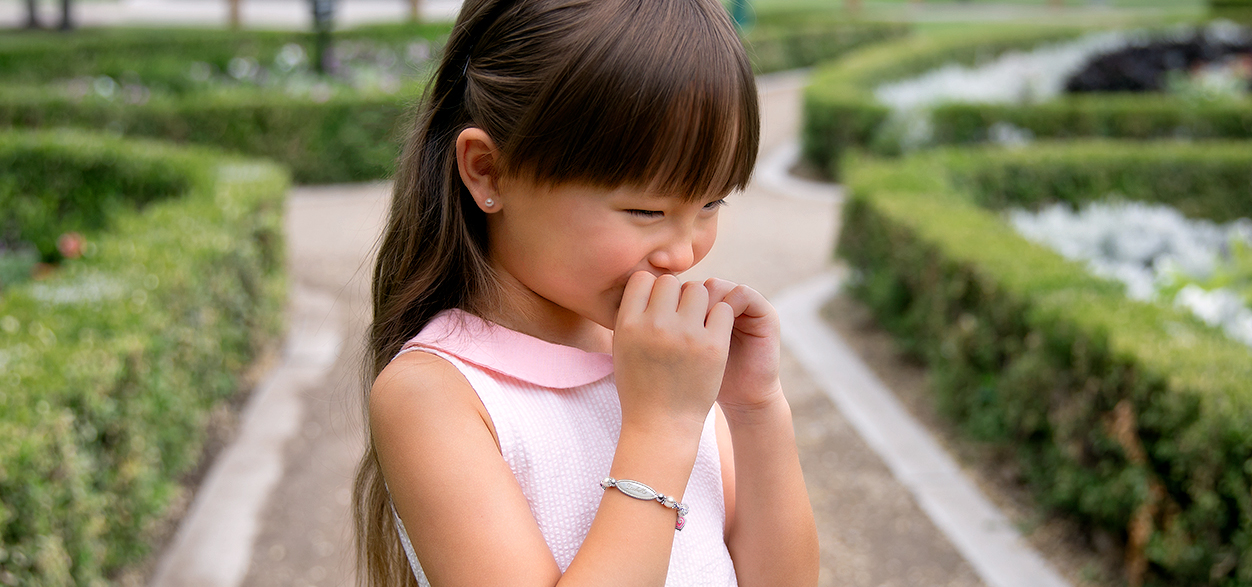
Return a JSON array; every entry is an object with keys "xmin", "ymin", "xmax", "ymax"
[{"xmin": 456, "ymin": 127, "xmax": 502, "ymax": 213}]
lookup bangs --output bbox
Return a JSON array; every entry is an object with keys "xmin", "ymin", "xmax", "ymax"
[{"xmin": 497, "ymin": 0, "xmax": 759, "ymax": 201}]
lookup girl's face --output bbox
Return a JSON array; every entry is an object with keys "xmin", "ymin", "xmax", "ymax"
[{"xmin": 486, "ymin": 177, "xmax": 725, "ymax": 334}]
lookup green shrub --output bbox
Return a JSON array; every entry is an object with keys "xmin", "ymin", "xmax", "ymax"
[
  {"xmin": 0, "ymin": 23, "xmax": 446, "ymax": 184},
  {"xmin": 802, "ymin": 26, "xmax": 1086, "ymax": 180},
  {"xmin": 838, "ymin": 141, "xmax": 1252, "ymax": 586},
  {"xmin": 744, "ymin": 12, "xmax": 909, "ymax": 74},
  {"xmin": 0, "ymin": 129, "xmax": 287, "ymax": 586},
  {"xmin": 802, "ymin": 26, "xmax": 1252, "ymax": 180},
  {"xmin": 0, "ymin": 23, "xmax": 451, "ymax": 94},
  {"xmin": 0, "ymin": 85, "xmax": 413, "ymax": 184},
  {"xmin": 931, "ymin": 94, "xmax": 1252, "ymax": 147},
  {"xmin": 1211, "ymin": 0, "xmax": 1252, "ymax": 23}
]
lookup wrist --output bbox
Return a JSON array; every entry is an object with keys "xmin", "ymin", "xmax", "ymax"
[{"xmin": 718, "ymin": 382, "xmax": 789, "ymax": 428}]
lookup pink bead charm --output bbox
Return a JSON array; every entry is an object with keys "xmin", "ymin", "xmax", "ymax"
[{"xmin": 675, "ymin": 516, "xmax": 686, "ymax": 531}]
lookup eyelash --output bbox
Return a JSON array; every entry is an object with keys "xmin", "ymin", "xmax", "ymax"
[{"xmin": 626, "ymin": 199, "xmax": 727, "ymax": 218}]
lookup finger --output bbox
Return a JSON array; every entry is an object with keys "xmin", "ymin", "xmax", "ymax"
[
  {"xmin": 702, "ymin": 277, "xmax": 739, "ymax": 314},
  {"xmin": 705, "ymin": 301, "xmax": 735, "ymax": 340},
  {"xmin": 718, "ymin": 284, "xmax": 772, "ymax": 320},
  {"xmin": 618, "ymin": 271, "xmax": 655, "ymax": 321},
  {"xmin": 646, "ymin": 274, "xmax": 682, "ymax": 314},
  {"xmin": 677, "ymin": 282, "xmax": 710, "ymax": 323}
]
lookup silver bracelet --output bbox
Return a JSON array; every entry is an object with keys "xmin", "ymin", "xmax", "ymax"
[{"xmin": 600, "ymin": 477, "xmax": 689, "ymax": 531}]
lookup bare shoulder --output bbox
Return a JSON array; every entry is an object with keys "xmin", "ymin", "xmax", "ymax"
[
  {"xmin": 370, "ymin": 349, "xmax": 497, "ymax": 450},
  {"xmin": 369, "ymin": 350, "xmax": 559, "ymax": 584}
]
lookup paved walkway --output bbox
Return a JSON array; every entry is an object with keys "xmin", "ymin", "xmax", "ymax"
[{"xmin": 147, "ymin": 69, "xmax": 1077, "ymax": 587}]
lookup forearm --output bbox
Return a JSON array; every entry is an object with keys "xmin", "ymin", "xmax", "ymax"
[
  {"xmin": 723, "ymin": 394, "xmax": 819, "ymax": 587},
  {"xmin": 559, "ymin": 419, "xmax": 704, "ymax": 587}
]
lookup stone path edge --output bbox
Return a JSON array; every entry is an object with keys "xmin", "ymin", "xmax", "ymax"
[
  {"xmin": 773, "ymin": 272, "xmax": 1072, "ymax": 587},
  {"xmin": 150, "ymin": 287, "xmax": 343, "ymax": 587}
]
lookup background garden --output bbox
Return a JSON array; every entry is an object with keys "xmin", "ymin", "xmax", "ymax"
[{"xmin": 1, "ymin": 0, "xmax": 1250, "ymax": 585}]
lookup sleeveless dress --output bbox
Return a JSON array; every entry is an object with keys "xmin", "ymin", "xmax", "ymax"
[{"xmin": 390, "ymin": 309, "xmax": 737, "ymax": 586}]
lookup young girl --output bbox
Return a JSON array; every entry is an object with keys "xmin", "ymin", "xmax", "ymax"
[{"xmin": 353, "ymin": 0, "xmax": 819, "ymax": 585}]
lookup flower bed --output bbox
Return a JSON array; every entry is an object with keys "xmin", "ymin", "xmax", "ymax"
[
  {"xmin": 803, "ymin": 24, "xmax": 1252, "ymax": 180},
  {"xmin": 838, "ymin": 140, "xmax": 1252, "ymax": 586},
  {"xmin": 1009, "ymin": 201, "xmax": 1252, "ymax": 347},
  {"xmin": 0, "ymin": 129, "xmax": 287, "ymax": 586}
]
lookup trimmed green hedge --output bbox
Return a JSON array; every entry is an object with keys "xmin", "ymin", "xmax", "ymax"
[
  {"xmin": 0, "ymin": 85, "xmax": 413, "ymax": 184},
  {"xmin": 837, "ymin": 141, "xmax": 1252, "ymax": 586},
  {"xmin": 0, "ymin": 130, "xmax": 287, "ymax": 585},
  {"xmin": 930, "ymin": 95, "xmax": 1252, "ymax": 148},
  {"xmin": 744, "ymin": 12, "xmax": 908, "ymax": 74},
  {"xmin": 0, "ymin": 24, "xmax": 445, "ymax": 184},
  {"xmin": 1211, "ymin": 0, "xmax": 1252, "ymax": 23},
  {"xmin": 802, "ymin": 26, "xmax": 1086, "ymax": 180},
  {"xmin": 0, "ymin": 23, "xmax": 452, "ymax": 94},
  {"xmin": 0, "ymin": 18, "xmax": 901, "ymax": 183},
  {"xmin": 802, "ymin": 26, "xmax": 1252, "ymax": 181}
]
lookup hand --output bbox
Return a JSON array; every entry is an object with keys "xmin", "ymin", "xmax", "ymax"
[
  {"xmin": 702, "ymin": 278, "xmax": 783, "ymax": 420},
  {"xmin": 613, "ymin": 272, "xmax": 736, "ymax": 434}
]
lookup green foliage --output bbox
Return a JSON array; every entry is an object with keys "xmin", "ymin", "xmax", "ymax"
[
  {"xmin": 802, "ymin": 26, "xmax": 1086, "ymax": 179},
  {"xmin": 0, "ymin": 129, "xmax": 287, "ymax": 586},
  {"xmin": 743, "ymin": 12, "xmax": 909, "ymax": 74},
  {"xmin": 1211, "ymin": 0, "xmax": 1252, "ymax": 24},
  {"xmin": 0, "ymin": 23, "xmax": 452, "ymax": 94},
  {"xmin": 0, "ymin": 85, "xmax": 412, "ymax": 184},
  {"xmin": 930, "ymin": 94, "xmax": 1252, "ymax": 148},
  {"xmin": 802, "ymin": 27, "xmax": 1252, "ymax": 180},
  {"xmin": 0, "ymin": 24, "xmax": 446, "ymax": 184},
  {"xmin": 941, "ymin": 140, "xmax": 1252, "ymax": 221},
  {"xmin": 838, "ymin": 142, "xmax": 1252, "ymax": 586}
]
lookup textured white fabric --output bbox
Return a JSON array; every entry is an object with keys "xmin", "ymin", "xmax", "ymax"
[{"xmin": 388, "ymin": 310, "xmax": 737, "ymax": 586}]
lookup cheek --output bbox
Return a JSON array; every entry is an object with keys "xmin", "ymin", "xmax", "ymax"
[{"xmin": 692, "ymin": 221, "xmax": 718, "ymax": 265}]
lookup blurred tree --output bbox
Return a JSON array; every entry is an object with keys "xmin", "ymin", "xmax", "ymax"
[
  {"xmin": 846, "ymin": 0, "xmax": 860, "ymax": 14},
  {"xmin": 23, "ymin": 0, "xmax": 40, "ymax": 28},
  {"xmin": 409, "ymin": 0, "xmax": 421, "ymax": 22},
  {"xmin": 229, "ymin": 0, "xmax": 241, "ymax": 28},
  {"xmin": 311, "ymin": 0, "xmax": 335, "ymax": 73},
  {"xmin": 58, "ymin": 0, "xmax": 72, "ymax": 30}
]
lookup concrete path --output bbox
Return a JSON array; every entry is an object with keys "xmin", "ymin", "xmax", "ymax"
[{"xmin": 147, "ymin": 70, "xmax": 1074, "ymax": 587}]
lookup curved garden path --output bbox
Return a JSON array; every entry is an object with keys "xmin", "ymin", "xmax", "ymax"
[{"xmin": 156, "ymin": 70, "xmax": 1054, "ymax": 587}]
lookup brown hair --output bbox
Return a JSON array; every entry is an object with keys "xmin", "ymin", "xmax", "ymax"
[{"xmin": 354, "ymin": 0, "xmax": 759, "ymax": 584}]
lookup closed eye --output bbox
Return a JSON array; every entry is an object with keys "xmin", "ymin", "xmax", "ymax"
[{"xmin": 626, "ymin": 209, "xmax": 663, "ymax": 218}]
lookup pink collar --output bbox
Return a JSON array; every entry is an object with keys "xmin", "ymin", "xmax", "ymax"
[{"xmin": 400, "ymin": 309, "xmax": 614, "ymax": 389}]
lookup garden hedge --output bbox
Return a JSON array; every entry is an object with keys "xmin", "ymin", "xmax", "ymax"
[
  {"xmin": 0, "ymin": 85, "xmax": 414, "ymax": 184},
  {"xmin": 1211, "ymin": 0, "xmax": 1252, "ymax": 23},
  {"xmin": 802, "ymin": 26, "xmax": 1252, "ymax": 181},
  {"xmin": 0, "ymin": 129, "xmax": 288, "ymax": 586},
  {"xmin": 0, "ymin": 23, "xmax": 447, "ymax": 184},
  {"xmin": 0, "ymin": 16, "xmax": 907, "ymax": 183},
  {"xmin": 744, "ymin": 11, "xmax": 908, "ymax": 74},
  {"xmin": 0, "ymin": 23, "xmax": 453, "ymax": 94},
  {"xmin": 836, "ymin": 141, "xmax": 1252, "ymax": 586}
]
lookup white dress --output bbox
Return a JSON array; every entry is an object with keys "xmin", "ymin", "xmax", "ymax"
[{"xmin": 389, "ymin": 309, "xmax": 738, "ymax": 586}]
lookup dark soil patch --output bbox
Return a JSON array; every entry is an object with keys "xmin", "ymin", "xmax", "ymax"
[{"xmin": 1066, "ymin": 26, "xmax": 1252, "ymax": 93}]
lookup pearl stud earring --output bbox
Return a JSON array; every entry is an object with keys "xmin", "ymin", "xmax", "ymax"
[{"xmin": 484, "ymin": 198, "xmax": 495, "ymax": 208}]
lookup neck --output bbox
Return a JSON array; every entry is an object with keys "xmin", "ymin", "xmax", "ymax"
[{"xmin": 484, "ymin": 278, "xmax": 613, "ymax": 354}]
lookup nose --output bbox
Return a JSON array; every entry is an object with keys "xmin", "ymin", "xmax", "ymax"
[{"xmin": 647, "ymin": 231, "xmax": 697, "ymax": 275}]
